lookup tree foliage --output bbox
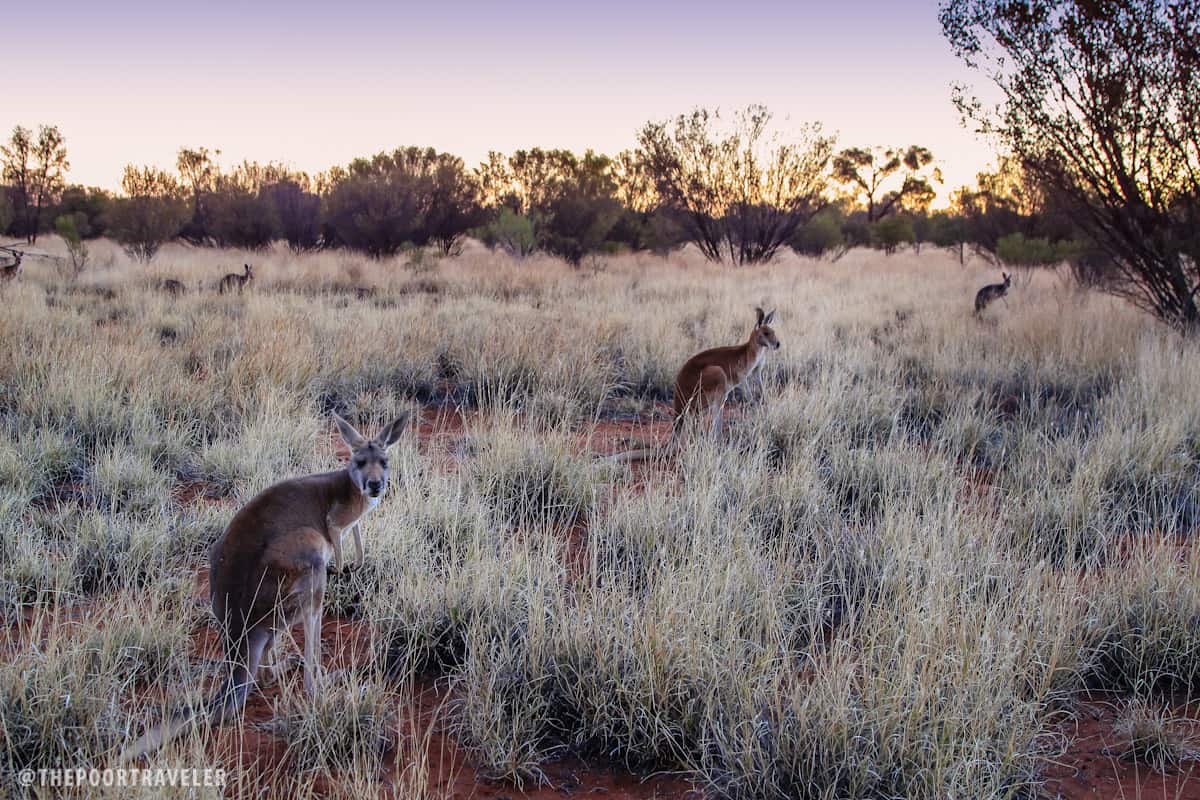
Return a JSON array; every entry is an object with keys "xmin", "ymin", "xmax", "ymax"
[
  {"xmin": 477, "ymin": 148, "xmax": 624, "ymax": 264},
  {"xmin": 1, "ymin": 125, "xmax": 69, "ymax": 244},
  {"xmin": 942, "ymin": 0, "xmax": 1200, "ymax": 330},
  {"xmin": 323, "ymin": 147, "xmax": 483, "ymax": 257},
  {"xmin": 107, "ymin": 165, "xmax": 189, "ymax": 262},
  {"xmin": 633, "ymin": 106, "xmax": 834, "ymax": 264},
  {"xmin": 832, "ymin": 145, "xmax": 941, "ymax": 222}
]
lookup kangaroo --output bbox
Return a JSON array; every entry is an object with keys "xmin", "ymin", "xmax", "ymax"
[
  {"xmin": 612, "ymin": 307, "xmax": 781, "ymax": 462},
  {"xmin": 0, "ymin": 250, "xmax": 22, "ymax": 283},
  {"xmin": 119, "ymin": 412, "xmax": 409, "ymax": 762},
  {"xmin": 975, "ymin": 272, "xmax": 1011, "ymax": 313},
  {"xmin": 218, "ymin": 263, "xmax": 253, "ymax": 295},
  {"xmin": 159, "ymin": 278, "xmax": 187, "ymax": 296}
]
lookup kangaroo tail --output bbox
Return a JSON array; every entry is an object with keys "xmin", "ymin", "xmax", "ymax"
[{"xmin": 119, "ymin": 663, "xmax": 252, "ymax": 763}]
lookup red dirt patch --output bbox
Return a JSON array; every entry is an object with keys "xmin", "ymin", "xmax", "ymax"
[{"xmin": 1044, "ymin": 697, "xmax": 1200, "ymax": 799}]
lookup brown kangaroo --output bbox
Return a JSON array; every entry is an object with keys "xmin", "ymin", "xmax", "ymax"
[
  {"xmin": 119, "ymin": 412, "xmax": 409, "ymax": 761},
  {"xmin": 975, "ymin": 272, "xmax": 1011, "ymax": 313},
  {"xmin": 612, "ymin": 307, "xmax": 781, "ymax": 461},
  {"xmin": 0, "ymin": 250, "xmax": 23, "ymax": 283},
  {"xmin": 159, "ymin": 278, "xmax": 187, "ymax": 296},
  {"xmin": 218, "ymin": 263, "xmax": 253, "ymax": 295}
]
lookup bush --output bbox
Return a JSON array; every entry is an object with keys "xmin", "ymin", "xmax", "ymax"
[
  {"xmin": 106, "ymin": 166, "xmax": 189, "ymax": 262},
  {"xmin": 263, "ymin": 179, "xmax": 321, "ymax": 252},
  {"xmin": 996, "ymin": 233, "xmax": 1063, "ymax": 268},
  {"xmin": 205, "ymin": 186, "xmax": 279, "ymax": 249},
  {"xmin": 323, "ymin": 148, "xmax": 483, "ymax": 257},
  {"xmin": 54, "ymin": 214, "xmax": 88, "ymax": 276},
  {"xmin": 871, "ymin": 214, "xmax": 915, "ymax": 254},
  {"xmin": 479, "ymin": 208, "xmax": 538, "ymax": 258},
  {"xmin": 790, "ymin": 208, "xmax": 845, "ymax": 257}
]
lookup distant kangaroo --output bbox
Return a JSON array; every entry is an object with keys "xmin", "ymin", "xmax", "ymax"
[
  {"xmin": 218, "ymin": 263, "xmax": 253, "ymax": 295},
  {"xmin": 612, "ymin": 307, "xmax": 781, "ymax": 462},
  {"xmin": 975, "ymin": 272, "xmax": 1011, "ymax": 313},
  {"xmin": 0, "ymin": 250, "xmax": 22, "ymax": 283},
  {"xmin": 120, "ymin": 412, "xmax": 409, "ymax": 761},
  {"xmin": 159, "ymin": 278, "xmax": 187, "ymax": 296}
]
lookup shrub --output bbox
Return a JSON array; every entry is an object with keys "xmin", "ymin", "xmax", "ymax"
[
  {"xmin": 790, "ymin": 208, "xmax": 845, "ymax": 257},
  {"xmin": 870, "ymin": 214, "xmax": 915, "ymax": 254},
  {"xmin": 996, "ymin": 232, "xmax": 1062, "ymax": 268},
  {"xmin": 479, "ymin": 208, "xmax": 537, "ymax": 258}
]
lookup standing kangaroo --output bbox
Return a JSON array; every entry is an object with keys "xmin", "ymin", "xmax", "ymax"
[
  {"xmin": 0, "ymin": 250, "xmax": 22, "ymax": 283},
  {"xmin": 218, "ymin": 263, "xmax": 253, "ymax": 295},
  {"xmin": 612, "ymin": 307, "xmax": 781, "ymax": 462},
  {"xmin": 974, "ymin": 272, "xmax": 1011, "ymax": 313},
  {"xmin": 120, "ymin": 412, "xmax": 409, "ymax": 761}
]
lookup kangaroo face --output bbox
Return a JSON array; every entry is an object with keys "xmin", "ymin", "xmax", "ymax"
[
  {"xmin": 755, "ymin": 324, "xmax": 781, "ymax": 350},
  {"xmin": 348, "ymin": 441, "xmax": 390, "ymax": 499},
  {"xmin": 333, "ymin": 413, "xmax": 409, "ymax": 500},
  {"xmin": 753, "ymin": 307, "xmax": 780, "ymax": 350}
]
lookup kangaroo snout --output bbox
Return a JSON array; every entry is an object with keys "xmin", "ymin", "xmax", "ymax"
[{"xmin": 365, "ymin": 478, "xmax": 383, "ymax": 496}]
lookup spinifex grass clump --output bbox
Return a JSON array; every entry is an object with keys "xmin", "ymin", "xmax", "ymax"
[{"xmin": 467, "ymin": 423, "xmax": 599, "ymax": 528}]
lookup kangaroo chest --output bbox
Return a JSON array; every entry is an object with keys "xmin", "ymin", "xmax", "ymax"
[
  {"xmin": 331, "ymin": 494, "xmax": 379, "ymax": 536},
  {"xmin": 729, "ymin": 348, "xmax": 767, "ymax": 393}
]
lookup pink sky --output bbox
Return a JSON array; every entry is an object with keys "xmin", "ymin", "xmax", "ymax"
[{"xmin": 1, "ymin": 1, "xmax": 996, "ymax": 201}]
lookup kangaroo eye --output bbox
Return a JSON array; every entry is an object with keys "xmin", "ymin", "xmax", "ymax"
[
  {"xmin": 355, "ymin": 458, "xmax": 367, "ymax": 468},
  {"xmin": 380, "ymin": 459, "xmax": 389, "ymax": 469}
]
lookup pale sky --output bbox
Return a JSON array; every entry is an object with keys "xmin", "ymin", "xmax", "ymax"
[{"xmin": 2, "ymin": 1, "xmax": 996, "ymax": 201}]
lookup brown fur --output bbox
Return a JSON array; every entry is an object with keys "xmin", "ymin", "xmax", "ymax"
[
  {"xmin": 0, "ymin": 250, "xmax": 22, "ymax": 283},
  {"xmin": 612, "ymin": 307, "xmax": 781, "ymax": 462},
  {"xmin": 218, "ymin": 263, "xmax": 254, "ymax": 295},
  {"xmin": 159, "ymin": 278, "xmax": 187, "ymax": 296},
  {"xmin": 120, "ymin": 412, "xmax": 408, "ymax": 761},
  {"xmin": 975, "ymin": 272, "xmax": 1011, "ymax": 313}
]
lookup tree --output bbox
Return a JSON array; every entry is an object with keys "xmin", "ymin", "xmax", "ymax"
[
  {"xmin": 633, "ymin": 106, "xmax": 835, "ymax": 265},
  {"xmin": 832, "ymin": 145, "xmax": 941, "ymax": 222},
  {"xmin": 422, "ymin": 153, "xmax": 486, "ymax": 254},
  {"xmin": 0, "ymin": 189, "xmax": 12, "ymax": 236},
  {"xmin": 927, "ymin": 207, "xmax": 970, "ymax": 265},
  {"xmin": 475, "ymin": 148, "xmax": 622, "ymax": 264},
  {"xmin": 176, "ymin": 146, "xmax": 221, "ymax": 243},
  {"xmin": 54, "ymin": 214, "xmax": 88, "ymax": 277},
  {"xmin": 263, "ymin": 179, "xmax": 321, "ymax": 252},
  {"xmin": 107, "ymin": 165, "xmax": 189, "ymax": 262},
  {"xmin": 54, "ymin": 185, "xmax": 111, "ymax": 238},
  {"xmin": 323, "ymin": 147, "xmax": 481, "ymax": 257},
  {"xmin": 942, "ymin": 0, "xmax": 1200, "ymax": 331},
  {"xmin": 1, "ymin": 125, "xmax": 69, "ymax": 243}
]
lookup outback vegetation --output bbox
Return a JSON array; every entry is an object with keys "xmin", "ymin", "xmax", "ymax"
[{"xmin": 0, "ymin": 239, "xmax": 1198, "ymax": 798}]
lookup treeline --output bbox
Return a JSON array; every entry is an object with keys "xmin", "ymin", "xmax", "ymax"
[{"xmin": 1, "ymin": 109, "xmax": 1087, "ymax": 270}]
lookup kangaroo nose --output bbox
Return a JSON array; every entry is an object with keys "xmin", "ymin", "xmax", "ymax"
[{"xmin": 366, "ymin": 479, "xmax": 383, "ymax": 494}]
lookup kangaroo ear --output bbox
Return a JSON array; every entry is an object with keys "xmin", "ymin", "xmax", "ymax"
[
  {"xmin": 375, "ymin": 412, "xmax": 411, "ymax": 450},
  {"xmin": 333, "ymin": 413, "xmax": 367, "ymax": 450},
  {"xmin": 755, "ymin": 306, "xmax": 765, "ymax": 326},
  {"xmin": 762, "ymin": 309, "xmax": 776, "ymax": 325}
]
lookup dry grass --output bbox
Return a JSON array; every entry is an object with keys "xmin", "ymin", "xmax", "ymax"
[{"xmin": 1, "ymin": 237, "xmax": 1199, "ymax": 797}]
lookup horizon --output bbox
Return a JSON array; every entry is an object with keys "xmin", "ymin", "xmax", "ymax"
[{"xmin": 2, "ymin": 0, "xmax": 996, "ymax": 201}]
